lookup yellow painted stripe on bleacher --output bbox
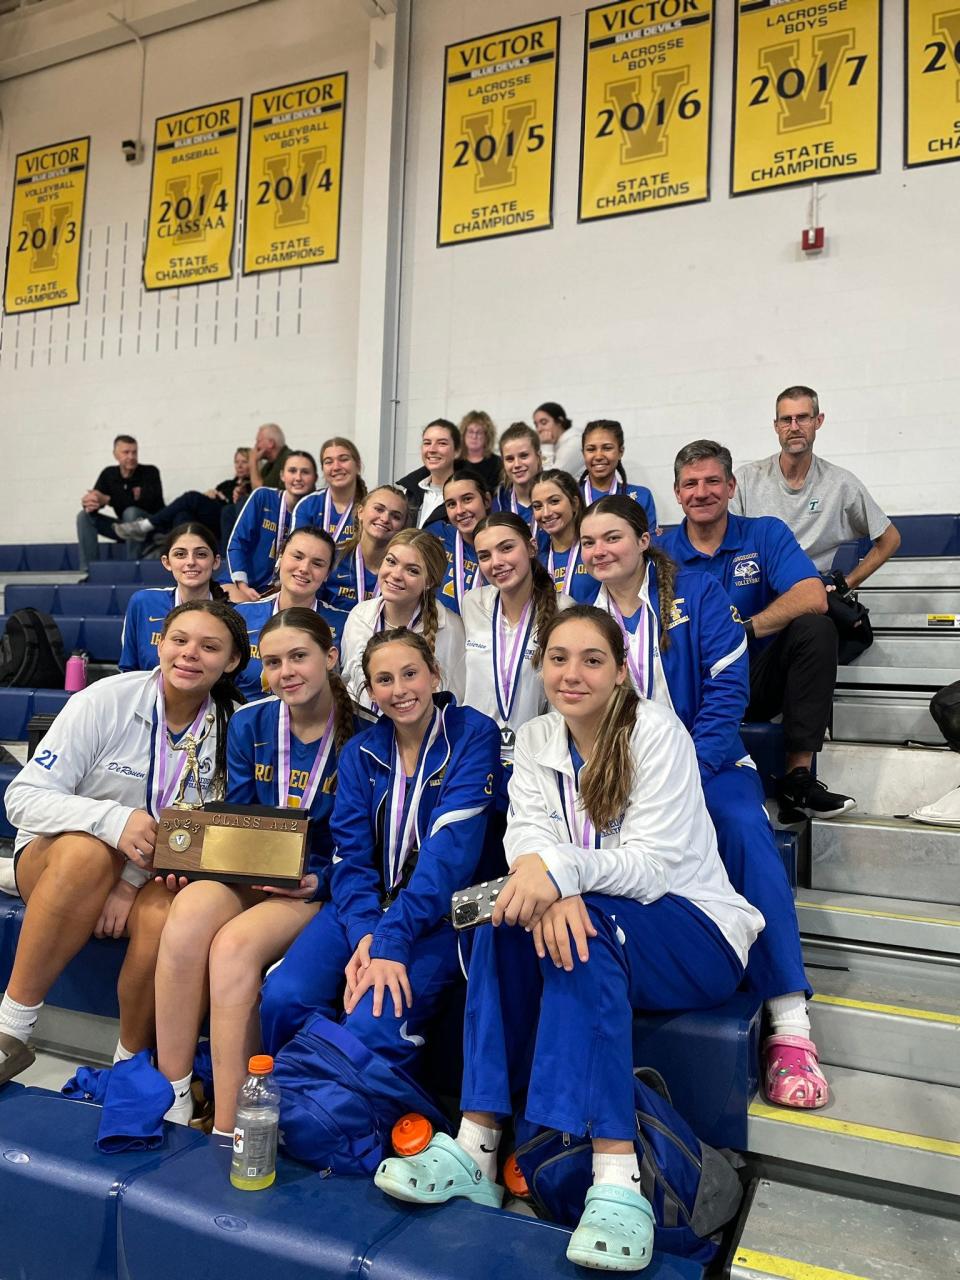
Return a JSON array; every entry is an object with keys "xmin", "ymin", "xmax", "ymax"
[
  {"xmin": 748, "ymin": 1100, "xmax": 960, "ymax": 1157},
  {"xmin": 811, "ymin": 993, "xmax": 960, "ymax": 1026},
  {"xmin": 733, "ymin": 1247, "xmax": 872, "ymax": 1280},
  {"xmin": 796, "ymin": 900, "xmax": 960, "ymax": 928}
]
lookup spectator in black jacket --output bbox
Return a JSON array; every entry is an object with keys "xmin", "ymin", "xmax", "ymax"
[{"xmin": 76, "ymin": 435, "xmax": 164, "ymax": 574}]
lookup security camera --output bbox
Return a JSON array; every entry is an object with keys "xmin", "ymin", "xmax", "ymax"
[{"xmin": 121, "ymin": 138, "xmax": 142, "ymax": 164}]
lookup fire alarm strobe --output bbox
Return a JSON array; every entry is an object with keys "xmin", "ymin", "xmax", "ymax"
[{"xmin": 802, "ymin": 227, "xmax": 825, "ymax": 252}]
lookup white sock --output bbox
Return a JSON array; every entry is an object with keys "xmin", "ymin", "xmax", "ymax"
[
  {"xmin": 767, "ymin": 991, "xmax": 811, "ymax": 1038},
  {"xmin": 113, "ymin": 1041, "xmax": 135, "ymax": 1064},
  {"xmin": 163, "ymin": 1072, "xmax": 194, "ymax": 1125},
  {"xmin": 593, "ymin": 1151, "xmax": 642, "ymax": 1192},
  {"xmin": 455, "ymin": 1117, "xmax": 501, "ymax": 1183},
  {"xmin": 0, "ymin": 994, "xmax": 42, "ymax": 1058}
]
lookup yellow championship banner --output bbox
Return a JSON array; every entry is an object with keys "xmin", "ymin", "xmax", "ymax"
[
  {"xmin": 731, "ymin": 0, "xmax": 881, "ymax": 196},
  {"xmin": 438, "ymin": 18, "xmax": 560, "ymax": 246},
  {"xmin": 143, "ymin": 98, "xmax": 242, "ymax": 290},
  {"xmin": 4, "ymin": 136, "xmax": 89, "ymax": 315},
  {"xmin": 905, "ymin": 0, "xmax": 960, "ymax": 167},
  {"xmin": 243, "ymin": 74, "xmax": 347, "ymax": 274},
  {"xmin": 579, "ymin": 1, "xmax": 715, "ymax": 221}
]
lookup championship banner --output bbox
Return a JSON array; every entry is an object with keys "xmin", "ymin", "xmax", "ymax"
[
  {"xmin": 243, "ymin": 74, "xmax": 347, "ymax": 274},
  {"xmin": 438, "ymin": 18, "xmax": 560, "ymax": 246},
  {"xmin": 731, "ymin": 0, "xmax": 881, "ymax": 196},
  {"xmin": 579, "ymin": 1, "xmax": 715, "ymax": 221},
  {"xmin": 905, "ymin": 0, "xmax": 960, "ymax": 167},
  {"xmin": 143, "ymin": 98, "xmax": 242, "ymax": 290},
  {"xmin": 4, "ymin": 137, "xmax": 89, "ymax": 315}
]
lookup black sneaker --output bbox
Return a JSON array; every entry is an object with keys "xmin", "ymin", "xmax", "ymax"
[{"xmin": 776, "ymin": 768, "xmax": 855, "ymax": 820}]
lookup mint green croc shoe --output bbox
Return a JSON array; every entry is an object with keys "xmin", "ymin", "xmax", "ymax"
[
  {"xmin": 374, "ymin": 1132, "xmax": 504, "ymax": 1209},
  {"xmin": 566, "ymin": 1184, "xmax": 655, "ymax": 1271}
]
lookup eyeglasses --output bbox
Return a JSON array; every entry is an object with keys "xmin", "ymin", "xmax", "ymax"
[{"xmin": 776, "ymin": 413, "xmax": 815, "ymax": 427}]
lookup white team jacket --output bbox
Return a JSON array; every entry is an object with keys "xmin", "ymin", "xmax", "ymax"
[
  {"xmin": 1, "ymin": 669, "xmax": 223, "ymax": 895},
  {"xmin": 505, "ymin": 701, "xmax": 765, "ymax": 967},
  {"xmin": 339, "ymin": 598, "xmax": 466, "ymax": 712}
]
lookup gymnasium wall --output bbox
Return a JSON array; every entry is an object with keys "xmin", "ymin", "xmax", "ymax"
[{"xmin": 1, "ymin": 0, "xmax": 957, "ymax": 545}]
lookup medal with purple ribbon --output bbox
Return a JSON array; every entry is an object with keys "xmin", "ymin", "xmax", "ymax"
[
  {"xmin": 148, "ymin": 677, "xmax": 213, "ymax": 817},
  {"xmin": 492, "ymin": 594, "xmax": 534, "ymax": 724},
  {"xmin": 276, "ymin": 703, "xmax": 334, "ymax": 810},
  {"xmin": 323, "ymin": 490, "xmax": 353, "ymax": 544},
  {"xmin": 385, "ymin": 709, "xmax": 442, "ymax": 889}
]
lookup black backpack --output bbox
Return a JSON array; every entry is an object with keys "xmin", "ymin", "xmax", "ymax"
[{"xmin": 0, "ymin": 609, "xmax": 66, "ymax": 688}]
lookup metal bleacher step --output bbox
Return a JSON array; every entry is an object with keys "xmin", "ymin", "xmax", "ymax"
[
  {"xmin": 746, "ymin": 1065, "xmax": 960, "ymax": 1198},
  {"xmin": 802, "ymin": 950, "xmax": 960, "ymax": 1088},
  {"xmin": 868, "ymin": 557, "xmax": 960, "ymax": 588},
  {"xmin": 837, "ymin": 636, "xmax": 960, "ymax": 700},
  {"xmin": 816, "ymin": 741, "xmax": 958, "ymax": 815},
  {"xmin": 797, "ymin": 888, "xmax": 960, "ymax": 956},
  {"xmin": 831, "ymin": 690, "xmax": 943, "ymax": 746},
  {"xmin": 730, "ymin": 1178, "xmax": 960, "ymax": 1279},
  {"xmin": 859, "ymin": 587, "xmax": 960, "ymax": 632},
  {"xmin": 809, "ymin": 815, "xmax": 960, "ymax": 904}
]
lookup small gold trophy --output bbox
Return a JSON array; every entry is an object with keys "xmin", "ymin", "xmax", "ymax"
[{"xmin": 156, "ymin": 714, "xmax": 309, "ymax": 886}]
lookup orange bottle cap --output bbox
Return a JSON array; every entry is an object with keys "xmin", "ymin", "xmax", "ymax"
[
  {"xmin": 248, "ymin": 1055, "xmax": 274, "ymax": 1074},
  {"xmin": 503, "ymin": 1153, "xmax": 529, "ymax": 1198},
  {"xmin": 392, "ymin": 1112, "xmax": 434, "ymax": 1156}
]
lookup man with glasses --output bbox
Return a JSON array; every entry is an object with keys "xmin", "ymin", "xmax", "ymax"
[{"xmin": 731, "ymin": 385, "xmax": 900, "ymax": 588}]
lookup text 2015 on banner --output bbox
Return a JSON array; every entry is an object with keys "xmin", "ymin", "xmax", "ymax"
[
  {"xmin": 243, "ymin": 74, "xmax": 347, "ymax": 273},
  {"xmin": 4, "ymin": 137, "xmax": 89, "ymax": 315},
  {"xmin": 438, "ymin": 18, "xmax": 560, "ymax": 246},
  {"xmin": 731, "ymin": 0, "xmax": 881, "ymax": 196},
  {"xmin": 579, "ymin": 0, "xmax": 715, "ymax": 221},
  {"xmin": 143, "ymin": 98, "xmax": 242, "ymax": 290}
]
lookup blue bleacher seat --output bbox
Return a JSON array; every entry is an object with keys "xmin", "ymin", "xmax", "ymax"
[
  {"xmin": 58, "ymin": 584, "xmax": 118, "ymax": 616},
  {"xmin": 88, "ymin": 562, "xmax": 139, "ymax": 584},
  {"xmin": 0, "ymin": 764, "xmax": 19, "ymax": 839},
  {"xmin": 53, "ymin": 615, "xmax": 84, "ymax": 652},
  {"xmin": 139, "ymin": 561, "xmax": 173, "ymax": 586},
  {"xmin": 0, "ymin": 896, "xmax": 126, "ymax": 1013},
  {"xmin": 0, "ymin": 689, "xmax": 35, "ymax": 740},
  {"xmin": 115, "ymin": 583, "xmax": 143, "ymax": 612},
  {"xmin": 21, "ymin": 545, "xmax": 72, "ymax": 572},
  {"xmin": 33, "ymin": 689, "xmax": 71, "ymax": 720},
  {"xmin": 0, "ymin": 546, "xmax": 24, "ymax": 571},
  {"xmin": 4, "ymin": 584, "xmax": 59, "ymax": 615},
  {"xmin": 0, "ymin": 1087, "xmax": 204, "ymax": 1280},
  {"xmin": 0, "ymin": 893, "xmax": 25, "ymax": 987},
  {"xmin": 79, "ymin": 618, "xmax": 123, "ymax": 662},
  {"xmin": 740, "ymin": 723, "xmax": 785, "ymax": 799},
  {"xmin": 774, "ymin": 828, "xmax": 799, "ymax": 889},
  {"xmin": 631, "ymin": 990, "xmax": 762, "ymax": 1151},
  {"xmin": 118, "ymin": 1140, "xmax": 416, "ymax": 1280}
]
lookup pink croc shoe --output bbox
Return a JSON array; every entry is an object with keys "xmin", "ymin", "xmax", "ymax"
[{"xmin": 763, "ymin": 1033, "xmax": 829, "ymax": 1109}]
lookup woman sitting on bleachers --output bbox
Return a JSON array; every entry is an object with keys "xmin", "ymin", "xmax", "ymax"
[
  {"xmin": 375, "ymin": 608, "xmax": 762, "ymax": 1271},
  {"xmin": 235, "ymin": 526, "xmax": 346, "ymax": 701},
  {"xmin": 339, "ymin": 529, "xmax": 465, "ymax": 712},
  {"xmin": 118, "ymin": 523, "xmax": 227, "ymax": 672},
  {"xmin": 154, "ymin": 607, "xmax": 357, "ymax": 1133},
  {"xmin": 0, "ymin": 600, "xmax": 248, "ymax": 1085},
  {"xmin": 580, "ymin": 495, "xmax": 828, "ymax": 1109}
]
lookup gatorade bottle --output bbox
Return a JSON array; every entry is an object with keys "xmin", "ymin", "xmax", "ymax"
[{"xmin": 230, "ymin": 1055, "xmax": 280, "ymax": 1190}]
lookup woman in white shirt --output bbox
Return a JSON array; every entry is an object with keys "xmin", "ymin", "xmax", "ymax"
[
  {"xmin": 376, "ymin": 606, "xmax": 763, "ymax": 1272},
  {"xmin": 340, "ymin": 529, "xmax": 466, "ymax": 711},
  {"xmin": 461, "ymin": 512, "xmax": 571, "ymax": 808},
  {"xmin": 0, "ymin": 600, "xmax": 248, "ymax": 1085}
]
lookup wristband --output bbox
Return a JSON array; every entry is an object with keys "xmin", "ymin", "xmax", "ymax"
[{"xmin": 744, "ymin": 618, "xmax": 756, "ymax": 642}]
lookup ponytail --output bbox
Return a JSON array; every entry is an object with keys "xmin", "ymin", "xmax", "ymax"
[
  {"xmin": 328, "ymin": 670, "xmax": 357, "ymax": 758},
  {"xmin": 530, "ymin": 557, "xmax": 558, "ymax": 642}
]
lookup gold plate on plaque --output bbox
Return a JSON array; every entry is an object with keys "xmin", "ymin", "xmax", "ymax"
[{"xmin": 155, "ymin": 804, "xmax": 310, "ymax": 886}]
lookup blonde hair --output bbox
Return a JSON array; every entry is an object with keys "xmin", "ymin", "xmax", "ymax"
[
  {"xmin": 459, "ymin": 409, "xmax": 498, "ymax": 455},
  {"xmin": 384, "ymin": 528, "xmax": 447, "ymax": 653}
]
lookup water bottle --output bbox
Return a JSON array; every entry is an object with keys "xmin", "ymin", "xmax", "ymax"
[
  {"xmin": 230, "ymin": 1055, "xmax": 280, "ymax": 1191},
  {"xmin": 64, "ymin": 652, "xmax": 87, "ymax": 693}
]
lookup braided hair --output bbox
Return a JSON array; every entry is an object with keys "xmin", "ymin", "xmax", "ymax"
[{"xmin": 259, "ymin": 607, "xmax": 356, "ymax": 757}]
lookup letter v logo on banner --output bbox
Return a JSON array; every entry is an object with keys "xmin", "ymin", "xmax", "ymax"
[
  {"xmin": 603, "ymin": 69, "xmax": 692, "ymax": 162},
  {"xmin": 460, "ymin": 102, "xmax": 538, "ymax": 191},
  {"xmin": 21, "ymin": 203, "xmax": 77, "ymax": 272},
  {"xmin": 756, "ymin": 32, "xmax": 859, "ymax": 133}
]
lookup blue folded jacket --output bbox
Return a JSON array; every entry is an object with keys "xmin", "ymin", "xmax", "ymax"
[{"xmin": 62, "ymin": 1051, "xmax": 175, "ymax": 1153}]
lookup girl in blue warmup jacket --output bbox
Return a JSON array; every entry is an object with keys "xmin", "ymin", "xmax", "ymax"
[
  {"xmin": 578, "ymin": 420, "xmax": 657, "ymax": 533},
  {"xmin": 154, "ymin": 607, "xmax": 357, "ymax": 1133},
  {"xmin": 436, "ymin": 468, "xmax": 492, "ymax": 614},
  {"xmin": 259, "ymin": 629, "xmax": 501, "ymax": 1137},
  {"xmin": 226, "ymin": 450, "xmax": 319, "ymax": 598},
  {"xmin": 235, "ymin": 525, "xmax": 348, "ymax": 700},
  {"xmin": 532, "ymin": 469, "xmax": 600, "ymax": 604},
  {"xmin": 119, "ymin": 523, "xmax": 227, "ymax": 671},
  {"xmin": 491, "ymin": 423, "xmax": 542, "ymax": 534},
  {"xmin": 579, "ymin": 495, "xmax": 826, "ymax": 1110},
  {"xmin": 376, "ymin": 609, "xmax": 761, "ymax": 1272}
]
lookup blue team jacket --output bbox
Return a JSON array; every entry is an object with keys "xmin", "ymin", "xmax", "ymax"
[
  {"xmin": 292, "ymin": 489, "xmax": 357, "ymax": 544},
  {"xmin": 646, "ymin": 563, "xmax": 750, "ymax": 777},
  {"xmin": 321, "ymin": 551, "xmax": 378, "ymax": 609},
  {"xmin": 234, "ymin": 598, "xmax": 350, "ymax": 700},
  {"xmin": 580, "ymin": 481, "xmax": 658, "ymax": 532},
  {"xmin": 226, "ymin": 489, "xmax": 287, "ymax": 592},
  {"xmin": 659, "ymin": 515, "xmax": 819, "ymax": 655},
  {"xmin": 118, "ymin": 587, "xmax": 178, "ymax": 671},
  {"xmin": 491, "ymin": 487, "xmax": 536, "ymax": 531},
  {"xmin": 436, "ymin": 523, "xmax": 480, "ymax": 616},
  {"xmin": 227, "ymin": 695, "xmax": 356, "ymax": 900},
  {"xmin": 535, "ymin": 533, "xmax": 600, "ymax": 604},
  {"xmin": 329, "ymin": 695, "xmax": 501, "ymax": 967}
]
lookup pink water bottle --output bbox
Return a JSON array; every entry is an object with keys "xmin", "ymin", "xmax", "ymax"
[{"xmin": 65, "ymin": 653, "xmax": 87, "ymax": 693}]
